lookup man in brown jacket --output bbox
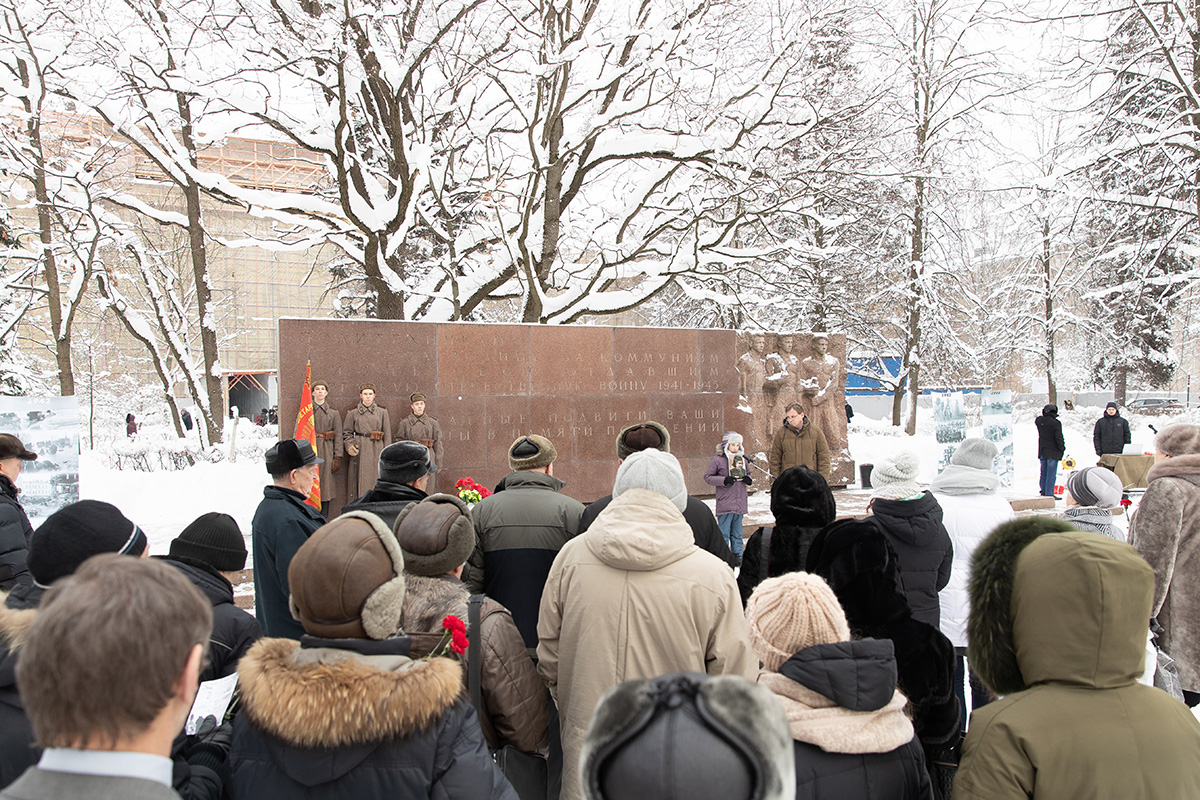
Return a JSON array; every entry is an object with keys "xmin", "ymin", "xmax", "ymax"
[
  {"xmin": 395, "ymin": 393, "xmax": 444, "ymax": 493},
  {"xmin": 310, "ymin": 381, "xmax": 343, "ymax": 516},
  {"xmin": 342, "ymin": 384, "xmax": 391, "ymax": 502},
  {"xmin": 393, "ymin": 494, "xmax": 549, "ymax": 755},
  {"xmin": 768, "ymin": 402, "xmax": 830, "ymax": 482}
]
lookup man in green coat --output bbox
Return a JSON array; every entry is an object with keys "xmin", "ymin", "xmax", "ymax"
[
  {"xmin": 768, "ymin": 403, "xmax": 830, "ymax": 482},
  {"xmin": 954, "ymin": 517, "xmax": 1200, "ymax": 799}
]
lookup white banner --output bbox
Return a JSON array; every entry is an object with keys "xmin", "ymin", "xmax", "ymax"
[{"xmin": 0, "ymin": 396, "xmax": 80, "ymax": 528}]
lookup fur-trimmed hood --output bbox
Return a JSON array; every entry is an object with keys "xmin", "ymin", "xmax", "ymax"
[
  {"xmin": 237, "ymin": 637, "xmax": 463, "ymax": 749},
  {"xmin": 968, "ymin": 517, "xmax": 1152, "ymax": 696},
  {"xmin": 0, "ymin": 592, "xmax": 37, "ymax": 655},
  {"xmin": 580, "ymin": 673, "xmax": 794, "ymax": 800}
]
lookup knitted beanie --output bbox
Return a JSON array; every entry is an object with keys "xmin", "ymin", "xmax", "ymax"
[
  {"xmin": 509, "ymin": 435, "xmax": 557, "ymax": 471},
  {"xmin": 870, "ymin": 450, "xmax": 922, "ymax": 500},
  {"xmin": 950, "ymin": 438, "xmax": 998, "ymax": 471},
  {"xmin": 616, "ymin": 422, "xmax": 671, "ymax": 460},
  {"xmin": 1066, "ymin": 467, "xmax": 1124, "ymax": 509},
  {"xmin": 170, "ymin": 512, "xmax": 247, "ymax": 571},
  {"xmin": 1155, "ymin": 423, "xmax": 1200, "ymax": 457},
  {"xmin": 28, "ymin": 500, "xmax": 148, "ymax": 587},
  {"xmin": 745, "ymin": 572, "xmax": 851, "ymax": 672},
  {"xmin": 613, "ymin": 448, "xmax": 688, "ymax": 512}
]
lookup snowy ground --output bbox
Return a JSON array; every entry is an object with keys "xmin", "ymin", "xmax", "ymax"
[{"xmin": 73, "ymin": 401, "xmax": 1196, "ymax": 562}]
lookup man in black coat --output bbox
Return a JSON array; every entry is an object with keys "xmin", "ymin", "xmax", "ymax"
[
  {"xmin": 250, "ymin": 439, "xmax": 325, "ymax": 640},
  {"xmin": 161, "ymin": 512, "xmax": 262, "ymax": 682},
  {"xmin": 579, "ymin": 422, "xmax": 737, "ymax": 568},
  {"xmin": 339, "ymin": 441, "xmax": 433, "ymax": 530},
  {"xmin": 0, "ymin": 435, "xmax": 36, "ymax": 592},
  {"xmin": 1093, "ymin": 402, "xmax": 1131, "ymax": 457},
  {"xmin": 1035, "ymin": 404, "xmax": 1066, "ymax": 497},
  {"xmin": 0, "ymin": 501, "xmax": 150, "ymax": 790}
]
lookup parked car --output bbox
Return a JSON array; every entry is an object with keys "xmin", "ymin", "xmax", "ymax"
[{"xmin": 1126, "ymin": 398, "xmax": 1184, "ymax": 412}]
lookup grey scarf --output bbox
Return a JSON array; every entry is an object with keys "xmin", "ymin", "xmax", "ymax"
[{"xmin": 928, "ymin": 464, "xmax": 999, "ymax": 496}]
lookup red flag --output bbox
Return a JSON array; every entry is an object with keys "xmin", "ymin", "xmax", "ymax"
[{"xmin": 295, "ymin": 361, "xmax": 321, "ymax": 509}]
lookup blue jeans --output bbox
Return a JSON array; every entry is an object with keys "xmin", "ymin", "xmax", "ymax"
[
  {"xmin": 717, "ymin": 513, "xmax": 744, "ymax": 557},
  {"xmin": 1039, "ymin": 458, "xmax": 1058, "ymax": 497}
]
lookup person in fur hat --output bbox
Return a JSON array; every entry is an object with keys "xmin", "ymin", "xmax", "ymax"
[
  {"xmin": 703, "ymin": 431, "xmax": 755, "ymax": 563},
  {"xmin": 227, "ymin": 511, "xmax": 517, "ymax": 800},
  {"xmin": 956, "ymin": 517, "xmax": 1200, "ymax": 798},
  {"xmin": 1128, "ymin": 422, "xmax": 1200, "ymax": 706},
  {"xmin": 579, "ymin": 672, "xmax": 795, "ymax": 800},
  {"xmin": 463, "ymin": 434, "xmax": 584, "ymax": 649},
  {"xmin": 392, "ymin": 493, "xmax": 549, "ymax": 755},
  {"xmin": 746, "ymin": 572, "xmax": 933, "ymax": 799},
  {"xmin": 805, "ymin": 519, "xmax": 959, "ymax": 795},
  {"xmin": 867, "ymin": 450, "xmax": 952, "ymax": 629},
  {"xmin": 340, "ymin": 440, "xmax": 435, "ymax": 529},
  {"xmin": 929, "ymin": 438, "xmax": 1013, "ymax": 731},
  {"xmin": 738, "ymin": 465, "xmax": 836, "ymax": 607}
]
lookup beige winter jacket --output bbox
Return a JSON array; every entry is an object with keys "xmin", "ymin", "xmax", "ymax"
[{"xmin": 537, "ymin": 489, "xmax": 756, "ymax": 800}]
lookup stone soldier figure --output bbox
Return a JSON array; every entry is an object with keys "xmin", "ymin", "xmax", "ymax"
[
  {"xmin": 798, "ymin": 334, "xmax": 847, "ymax": 462},
  {"xmin": 343, "ymin": 383, "xmax": 392, "ymax": 502},
  {"xmin": 311, "ymin": 380, "xmax": 343, "ymax": 517},
  {"xmin": 395, "ymin": 392, "xmax": 444, "ymax": 493},
  {"xmin": 739, "ymin": 333, "xmax": 782, "ymax": 455}
]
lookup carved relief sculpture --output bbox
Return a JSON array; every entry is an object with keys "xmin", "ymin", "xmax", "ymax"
[{"xmin": 736, "ymin": 330, "xmax": 853, "ymax": 486}]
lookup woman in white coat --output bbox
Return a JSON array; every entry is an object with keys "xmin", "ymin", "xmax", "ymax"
[{"xmin": 929, "ymin": 438, "xmax": 1014, "ymax": 732}]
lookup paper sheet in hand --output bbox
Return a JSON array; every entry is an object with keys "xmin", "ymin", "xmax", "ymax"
[{"xmin": 185, "ymin": 672, "xmax": 238, "ymax": 735}]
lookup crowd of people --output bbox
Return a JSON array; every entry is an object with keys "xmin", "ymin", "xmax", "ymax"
[{"xmin": 1, "ymin": 409, "xmax": 1200, "ymax": 800}]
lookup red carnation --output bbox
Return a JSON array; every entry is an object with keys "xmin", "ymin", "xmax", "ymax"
[
  {"xmin": 1120, "ymin": 497, "xmax": 1132, "ymax": 507},
  {"xmin": 442, "ymin": 614, "xmax": 466, "ymax": 635},
  {"xmin": 450, "ymin": 629, "xmax": 469, "ymax": 655}
]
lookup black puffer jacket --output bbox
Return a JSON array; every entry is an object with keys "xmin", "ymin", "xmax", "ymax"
[
  {"xmin": 340, "ymin": 480, "xmax": 427, "ymax": 531},
  {"xmin": 1093, "ymin": 404, "xmax": 1131, "ymax": 456},
  {"xmin": 806, "ymin": 520, "xmax": 960, "ymax": 772},
  {"xmin": 581, "ymin": 493, "xmax": 735, "ymax": 568},
  {"xmin": 157, "ymin": 556, "xmax": 262, "ymax": 682},
  {"xmin": 1034, "ymin": 405, "xmax": 1066, "ymax": 461},
  {"xmin": 0, "ymin": 476, "xmax": 32, "ymax": 592},
  {"xmin": 868, "ymin": 493, "xmax": 952, "ymax": 628},
  {"xmin": 228, "ymin": 636, "xmax": 517, "ymax": 800},
  {"xmin": 0, "ymin": 582, "xmax": 40, "ymax": 789},
  {"xmin": 739, "ymin": 466, "xmax": 836, "ymax": 606},
  {"xmin": 767, "ymin": 640, "xmax": 933, "ymax": 800}
]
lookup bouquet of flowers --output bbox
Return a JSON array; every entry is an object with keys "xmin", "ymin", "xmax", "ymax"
[
  {"xmin": 455, "ymin": 477, "xmax": 492, "ymax": 505},
  {"xmin": 433, "ymin": 614, "xmax": 469, "ymax": 657}
]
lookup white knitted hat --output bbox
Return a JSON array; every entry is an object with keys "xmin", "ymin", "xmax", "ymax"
[
  {"xmin": 746, "ymin": 572, "xmax": 850, "ymax": 672},
  {"xmin": 871, "ymin": 450, "xmax": 922, "ymax": 500},
  {"xmin": 613, "ymin": 448, "xmax": 688, "ymax": 512}
]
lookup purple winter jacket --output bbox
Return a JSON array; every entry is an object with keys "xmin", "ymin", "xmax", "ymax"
[{"xmin": 704, "ymin": 454, "xmax": 752, "ymax": 515}]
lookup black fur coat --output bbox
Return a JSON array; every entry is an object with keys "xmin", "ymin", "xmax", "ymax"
[{"xmin": 806, "ymin": 519, "xmax": 960, "ymax": 752}]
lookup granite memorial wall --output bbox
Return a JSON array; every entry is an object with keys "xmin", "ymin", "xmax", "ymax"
[{"xmin": 279, "ymin": 319, "xmax": 851, "ymax": 514}]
